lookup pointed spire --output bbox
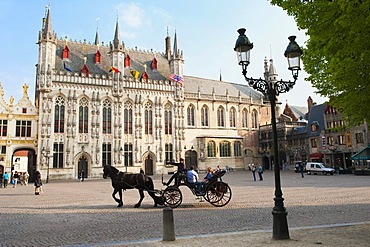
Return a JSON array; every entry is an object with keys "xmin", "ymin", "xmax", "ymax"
[
  {"xmin": 42, "ymin": 5, "xmax": 54, "ymax": 41},
  {"xmin": 173, "ymin": 30, "xmax": 178, "ymax": 57},
  {"xmin": 113, "ymin": 18, "xmax": 120, "ymax": 49},
  {"xmin": 219, "ymin": 69, "xmax": 222, "ymax": 81},
  {"xmin": 268, "ymin": 58, "xmax": 278, "ymax": 77},
  {"xmin": 95, "ymin": 18, "xmax": 100, "ymax": 46}
]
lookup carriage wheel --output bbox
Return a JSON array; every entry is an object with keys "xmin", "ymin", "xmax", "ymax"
[
  {"xmin": 206, "ymin": 181, "xmax": 232, "ymax": 207},
  {"xmin": 163, "ymin": 187, "xmax": 182, "ymax": 208}
]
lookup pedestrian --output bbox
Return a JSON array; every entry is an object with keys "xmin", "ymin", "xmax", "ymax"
[
  {"xmin": 34, "ymin": 171, "xmax": 43, "ymax": 195},
  {"xmin": 3, "ymin": 172, "xmax": 9, "ymax": 188},
  {"xmin": 258, "ymin": 165, "xmax": 264, "ymax": 181},
  {"xmin": 251, "ymin": 164, "xmax": 256, "ymax": 181},
  {"xmin": 20, "ymin": 172, "xmax": 25, "ymax": 185},
  {"xmin": 80, "ymin": 170, "xmax": 84, "ymax": 182},
  {"xmin": 248, "ymin": 163, "xmax": 251, "ymax": 171},
  {"xmin": 300, "ymin": 163, "xmax": 305, "ymax": 178},
  {"xmin": 12, "ymin": 171, "xmax": 19, "ymax": 188},
  {"xmin": 140, "ymin": 168, "xmax": 144, "ymax": 174},
  {"xmin": 24, "ymin": 172, "xmax": 29, "ymax": 185},
  {"xmin": 0, "ymin": 173, "xmax": 3, "ymax": 188}
]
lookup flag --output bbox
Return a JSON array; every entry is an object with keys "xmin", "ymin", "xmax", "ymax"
[
  {"xmin": 130, "ymin": 70, "xmax": 140, "ymax": 79},
  {"xmin": 169, "ymin": 74, "xmax": 184, "ymax": 84},
  {"xmin": 109, "ymin": 66, "xmax": 120, "ymax": 73},
  {"xmin": 63, "ymin": 62, "xmax": 73, "ymax": 72}
]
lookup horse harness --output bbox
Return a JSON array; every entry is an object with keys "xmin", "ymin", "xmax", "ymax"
[{"xmin": 113, "ymin": 172, "xmax": 145, "ymax": 190}]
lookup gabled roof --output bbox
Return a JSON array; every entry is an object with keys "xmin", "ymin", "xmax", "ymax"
[
  {"xmin": 183, "ymin": 76, "xmax": 263, "ymax": 101},
  {"xmin": 307, "ymin": 103, "xmax": 326, "ymax": 137}
]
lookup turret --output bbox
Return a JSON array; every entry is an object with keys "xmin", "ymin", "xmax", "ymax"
[
  {"xmin": 169, "ymin": 31, "xmax": 184, "ymax": 76},
  {"xmin": 109, "ymin": 18, "xmax": 125, "ymax": 76}
]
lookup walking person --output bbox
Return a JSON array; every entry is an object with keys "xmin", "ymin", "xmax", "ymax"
[
  {"xmin": 34, "ymin": 171, "xmax": 43, "ymax": 195},
  {"xmin": 258, "ymin": 164, "xmax": 264, "ymax": 181},
  {"xmin": 12, "ymin": 171, "xmax": 19, "ymax": 188},
  {"xmin": 251, "ymin": 164, "xmax": 256, "ymax": 181},
  {"xmin": 79, "ymin": 170, "xmax": 84, "ymax": 182},
  {"xmin": 24, "ymin": 172, "xmax": 29, "ymax": 185},
  {"xmin": 3, "ymin": 172, "xmax": 9, "ymax": 188},
  {"xmin": 300, "ymin": 163, "xmax": 305, "ymax": 178}
]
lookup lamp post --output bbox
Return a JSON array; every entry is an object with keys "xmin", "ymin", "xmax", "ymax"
[
  {"xmin": 41, "ymin": 147, "xmax": 52, "ymax": 183},
  {"xmin": 234, "ymin": 28, "xmax": 303, "ymax": 240},
  {"xmin": 119, "ymin": 147, "xmax": 128, "ymax": 173}
]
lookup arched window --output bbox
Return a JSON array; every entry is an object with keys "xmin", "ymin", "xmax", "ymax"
[
  {"xmin": 164, "ymin": 103, "xmax": 172, "ymax": 135},
  {"xmin": 234, "ymin": 141, "xmax": 242, "ymax": 157},
  {"xmin": 124, "ymin": 101, "xmax": 133, "ymax": 134},
  {"xmin": 62, "ymin": 45, "xmax": 70, "ymax": 60},
  {"xmin": 124, "ymin": 54, "xmax": 131, "ymax": 67},
  {"xmin": 102, "ymin": 99, "xmax": 112, "ymax": 134},
  {"xmin": 54, "ymin": 96, "xmax": 65, "ymax": 133},
  {"xmin": 144, "ymin": 102, "xmax": 153, "ymax": 134},
  {"xmin": 252, "ymin": 109, "xmax": 258, "ymax": 129},
  {"xmin": 217, "ymin": 106, "xmax": 225, "ymax": 127},
  {"xmin": 79, "ymin": 97, "xmax": 89, "ymax": 133},
  {"xmin": 201, "ymin": 105, "xmax": 209, "ymax": 127},
  {"xmin": 207, "ymin": 141, "xmax": 216, "ymax": 157},
  {"xmin": 219, "ymin": 141, "xmax": 231, "ymax": 157},
  {"xmin": 242, "ymin": 108, "xmax": 248, "ymax": 128},
  {"xmin": 187, "ymin": 104, "xmax": 195, "ymax": 126},
  {"xmin": 229, "ymin": 107, "xmax": 236, "ymax": 128}
]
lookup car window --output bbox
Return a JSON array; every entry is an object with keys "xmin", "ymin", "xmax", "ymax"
[{"xmin": 316, "ymin": 164, "xmax": 320, "ymax": 168}]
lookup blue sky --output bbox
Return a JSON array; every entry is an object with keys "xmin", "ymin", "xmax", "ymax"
[{"xmin": 0, "ymin": 0, "xmax": 327, "ymax": 107}]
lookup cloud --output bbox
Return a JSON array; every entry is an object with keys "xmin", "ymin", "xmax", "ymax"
[{"xmin": 116, "ymin": 2, "xmax": 144, "ymax": 28}]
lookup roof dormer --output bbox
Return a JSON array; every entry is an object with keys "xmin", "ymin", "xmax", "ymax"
[
  {"xmin": 62, "ymin": 45, "xmax": 70, "ymax": 60},
  {"xmin": 151, "ymin": 58, "xmax": 157, "ymax": 71},
  {"xmin": 124, "ymin": 54, "xmax": 131, "ymax": 68},
  {"xmin": 95, "ymin": 50, "xmax": 101, "ymax": 64},
  {"xmin": 141, "ymin": 71, "xmax": 148, "ymax": 82}
]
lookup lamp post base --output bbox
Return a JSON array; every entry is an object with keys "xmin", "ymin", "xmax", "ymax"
[{"xmin": 272, "ymin": 210, "xmax": 289, "ymax": 240}]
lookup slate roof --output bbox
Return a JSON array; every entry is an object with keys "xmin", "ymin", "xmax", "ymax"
[
  {"xmin": 55, "ymin": 40, "xmax": 171, "ymax": 81},
  {"xmin": 183, "ymin": 76, "xmax": 263, "ymax": 100},
  {"xmin": 306, "ymin": 103, "xmax": 327, "ymax": 137}
]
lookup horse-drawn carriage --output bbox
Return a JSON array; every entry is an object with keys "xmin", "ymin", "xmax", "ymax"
[
  {"xmin": 102, "ymin": 165, "xmax": 232, "ymax": 208},
  {"xmin": 161, "ymin": 169, "xmax": 232, "ymax": 208}
]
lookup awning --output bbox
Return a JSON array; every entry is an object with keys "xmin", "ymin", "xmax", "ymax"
[
  {"xmin": 309, "ymin": 153, "xmax": 323, "ymax": 159},
  {"xmin": 350, "ymin": 146, "xmax": 370, "ymax": 160}
]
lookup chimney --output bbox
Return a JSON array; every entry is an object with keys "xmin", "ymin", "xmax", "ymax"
[{"xmin": 307, "ymin": 96, "xmax": 313, "ymax": 113}]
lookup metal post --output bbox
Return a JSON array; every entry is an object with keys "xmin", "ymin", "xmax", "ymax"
[
  {"xmin": 163, "ymin": 207, "xmax": 175, "ymax": 241},
  {"xmin": 269, "ymin": 88, "xmax": 289, "ymax": 240},
  {"xmin": 46, "ymin": 156, "xmax": 50, "ymax": 183}
]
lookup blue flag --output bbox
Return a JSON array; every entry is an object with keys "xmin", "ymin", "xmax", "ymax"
[{"xmin": 63, "ymin": 62, "xmax": 73, "ymax": 72}]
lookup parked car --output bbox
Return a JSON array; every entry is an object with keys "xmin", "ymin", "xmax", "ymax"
[
  {"xmin": 294, "ymin": 161, "xmax": 305, "ymax": 173},
  {"xmin": 306, "ymin": 162, "xmax": 335, "ymax": 175}
]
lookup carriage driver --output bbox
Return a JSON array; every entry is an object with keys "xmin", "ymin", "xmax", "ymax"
[{"xmin": 163, "ymin": 158, "xmax": 186, "ymax": 186}]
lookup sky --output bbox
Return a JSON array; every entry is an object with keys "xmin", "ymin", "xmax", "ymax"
[{"xmin": 0, "ymin": 0, "xmax": 327, "ymax": 108}]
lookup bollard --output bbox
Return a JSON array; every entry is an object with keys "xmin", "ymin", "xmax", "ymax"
[{"xmin": 163, "ymin": 207, "xmax": 176, "ymax": 241}]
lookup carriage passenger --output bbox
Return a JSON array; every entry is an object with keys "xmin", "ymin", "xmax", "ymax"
[{"xmin": 186, "ymin": 166, "xmax": 202, "ymax": 193}]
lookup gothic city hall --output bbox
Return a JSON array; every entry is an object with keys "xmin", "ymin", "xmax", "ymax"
[{"xmin": 0, "ymin": 7, "xmax": 272, "ymax": 181}]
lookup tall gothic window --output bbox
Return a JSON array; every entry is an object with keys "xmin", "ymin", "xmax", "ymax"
[
  {"xmin": 217, "ymin": 106, "xmax": 225, "ymax": 127},
  {"xmin": 0, "ymin": 120, "xmax": 7, "ymax": 137},
  {"xmin": 220, "ymin": 141, "xmax": 231, "ymax": 157},
  {"xmin": 242, "ymin": 108, "xmax": 248, "ymax": 128},
  {"xmin": 102, "ymin": 143, "xmax": 112, "ymax": 166},
  {"xmin": 102, "ymin": 99, "xmax": 112, "ymax": 134},
  {"xmin": 164, "ymin": 103, "xmax": 172, "ymax": 135},
  {"xmin": 187, "ymin": 104, "xmax": 195, "ymax": 126},
  {"xmin": 229, "ymin": 107, "xmax": 236, "ymax": 128},
  {"xmin": 165, "ymin": 143, "xmax": 173, "ymax": 162},
  {"xmin": 144, "ymin": 103, "xmax": 153, "ymax": 135},
  {"xmin": 234, "ymin": 141, "xmax": 242, "ymax": 157},
  {"xmin": 207, "ymin": 141, "xmax": 216, "ymax": 157},
  {"xmin": 15, "ymin": 120, "xmax": 31, "ymax": 137},
  {"xmin": 201, "ymin": 105, "xmax": 209, "ymax": 127},
  {"xmin": 124, "ymin": 101, "xmax": 133, "ymax": 134},
  {"xmin": 251, "ymin": 109, "xmax": 258, "ymax": 129},
  {"xmin": 124, "ymin": 143, "xmax": 133, "ymax": 166},
  {"xmin": 79, "ymin": 97, "xmax": 89, "ymax": 133},
  {"xmin": 54, "ymin": 96, "xmax": 65, "ymax": 133},
  {"xmin": 53, "ymin": 143, "xmax": 64, "ymax": 168}
]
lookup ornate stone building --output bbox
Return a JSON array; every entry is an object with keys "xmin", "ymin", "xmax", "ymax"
[{"xmin": 31, "ymin": 7, "xmax": 269, "ymax": 180}]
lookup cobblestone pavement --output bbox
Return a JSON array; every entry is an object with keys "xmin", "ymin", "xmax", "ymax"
[{"xmin": 1, "ymin": 170, "xmax": 370, "ymax": 246}]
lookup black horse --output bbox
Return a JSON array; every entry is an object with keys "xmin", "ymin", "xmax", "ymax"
[{"xmin": 103, "ymin": 165, "xmax": 164, "ymax": 208}]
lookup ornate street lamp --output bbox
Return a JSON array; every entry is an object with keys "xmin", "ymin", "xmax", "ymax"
[
  {"xmin": 41, "ymin": 147, "xmax": 52, "ymax": 183},
  {"xmin": 234, "ymin": 28, "xmax": 303, "ymax": 240}
]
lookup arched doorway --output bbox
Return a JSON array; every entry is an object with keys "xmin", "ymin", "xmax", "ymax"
[
  {"xmin": 185, "ymin": 150, "xmax": 197, "ymax": 170},
  {"xmin": 145, "ymin": 156, "xmax": 154, "ymax": 175},
  {"xmin": 78, "ymin": 156, "xmax": 88, "ymax": 179}
]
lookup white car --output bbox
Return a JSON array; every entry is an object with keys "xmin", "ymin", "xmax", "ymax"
[{"xmin": 306, "ymin": 162, "xmax": 335, "ymax": 175}]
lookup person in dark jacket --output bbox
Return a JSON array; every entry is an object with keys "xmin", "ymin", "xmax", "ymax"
[{"xmin": 164, "ymin": 158, "xmax": 186, "ymax": 186}]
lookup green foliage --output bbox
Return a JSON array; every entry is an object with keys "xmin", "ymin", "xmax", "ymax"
[{"xmin": 270, "ymin": 0, "xmax": 370, "ymax": 125}]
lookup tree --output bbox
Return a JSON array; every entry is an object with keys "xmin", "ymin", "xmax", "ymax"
[{"xmin": 270, "ymin": 0, "xmax": 370, "ymax": 125}]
